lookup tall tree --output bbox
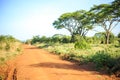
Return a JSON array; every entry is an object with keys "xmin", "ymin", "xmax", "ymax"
[
  {"xmin": 90, "ymin": 4, "xmax": 120, "ymax": 44},
  {"xmin": 53, "ymin": 10, "xmax": 93, "ymax": 42}
]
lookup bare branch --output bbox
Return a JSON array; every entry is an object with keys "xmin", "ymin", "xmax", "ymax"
[
  {"xmin": 108, "ymin": 20, "xmax": 114, "ymax": 31},
  {"xmin": 110, "ymin": 21, "xmax": 119, "ymax": 31}
]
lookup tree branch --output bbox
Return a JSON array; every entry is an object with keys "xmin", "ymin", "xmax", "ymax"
[{"xmin": 110, "ymin": 21, "xmax": 119, "ymax": 31}]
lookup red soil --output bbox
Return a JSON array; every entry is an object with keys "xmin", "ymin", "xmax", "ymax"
[{"xmin": 6, "ymin": 45, "xmax": 115, "ymax": 80}]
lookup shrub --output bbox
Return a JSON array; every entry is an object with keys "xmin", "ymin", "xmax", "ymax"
[
  {"xmin": 110, "ymin": 57, "xmax": 120, "ymax": 77},
  {"xmin": 74, "ymin": 39, "xmax": 91, "ymax": 49},
  {"xmin": 87, "ymin": 49, "xmax": 120, "ymax": 78},
  {"xmin": 86, "ymin": 37, "xmax": 93, "ymax": 44},
  {"xmin": 91, "ymin": 51, "xmax": 114, "ymax": 69}
]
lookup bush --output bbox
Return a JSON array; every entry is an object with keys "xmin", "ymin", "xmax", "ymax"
[
  {"xmin": 74, "ymin": 39, "xmax": 91, "ymax": 49},
  {"xmin": 86, "ymin": 37, "xmax": 93, "ymax": 44},
  {"xmin": 91, "ymin": 51, "xmax": 114, "ymax": 69},
  {"xmin": 90, "ymin": 50, "xmax": 120, "ymax": 76},
  {"xmin": 110, "ymin": 57, "xmax": 120, "ymax": 77}
]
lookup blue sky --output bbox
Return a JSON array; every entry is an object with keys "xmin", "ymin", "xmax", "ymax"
[{"xmin": 0, "ymin": 0, "xmax": 119, "ymax": 40}]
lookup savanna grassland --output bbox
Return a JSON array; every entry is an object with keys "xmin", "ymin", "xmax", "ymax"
[
  {"xmin": 0, "ymin": 0, "xmax": 120, "ymax": 80},
  {"xmin": 26, "ymin": 1, "xmax": 120, "ymax": 78}
]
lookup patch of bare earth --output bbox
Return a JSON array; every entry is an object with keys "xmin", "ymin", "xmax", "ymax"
[{"xmin": 6, "ymin": 45, "xmax": 116, "ymax": 80}]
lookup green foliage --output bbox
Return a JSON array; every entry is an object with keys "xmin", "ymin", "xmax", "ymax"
[
  {"xmin": 109, "ymin": 33, "xmax": 115, "ymax": 44},
  {"xmin": 74, "ymin": 41, "xmax": 90, "ymax": 49},
  {"xmin": 74, "ymin": 37, "xmax": 91, "ymax": 49},
  {"xmin": 89, "ymin": 50, "xmax": 120, "ymax": 76},
  {"xmin": 90, "ymin": 3, "xmax": 119, "ymax": 44},
  {"xmin": 0, "ymin": 57, "xmax": 5, "ymax": 63},
  {"xmin": 31, "ymin": 35, "xmax": 41, "ymax": 44},
  {"xmin": 110, "ymin": 57, "xmax": 120, "ymax": 77},
  {"xmin": 0, "ymin": 35, "xmax": 17, "ymax": 51},
  {"xmin": 85, "ymin": 37, "xmax": 94, "ymax": 44},
  {"xmin": 30, "ymin": 34, "xmax": 71, "ymax": 45},
  {"xmin": 109, "ymin": 0, "xmax": 120, "ymax": 18},
  {"xmin": 94, "ymin": 32, "xmax": 115, "ymax": 44},
  {"xmin": 0, "ymin": 35, "xmax": 22, "ymax": 63},
  {"xmin": 53, "ymin": 10, "xmax": 94, "ymax": 42},
  {"xmin": 91, "ymin": 51, "xmax": 113, "ymax": 69}
]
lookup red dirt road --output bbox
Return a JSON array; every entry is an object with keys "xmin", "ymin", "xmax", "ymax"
[{"xmin": 8, "ymin": 45, "xmax": 113, "ymax": 80}]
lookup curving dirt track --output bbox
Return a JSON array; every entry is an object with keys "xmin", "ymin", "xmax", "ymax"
[{"xmin": 7, "ymin": 45, "xmax": 114, "ymax": 80}]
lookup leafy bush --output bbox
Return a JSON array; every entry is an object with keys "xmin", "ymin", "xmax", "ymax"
[
  {"xmin": 86, "ymin": 37, "xmax": 94, "ymax": 44},
  {"xmin": 111, "ymin": 57, "xmax": 120, "ymax": 77},
  {"xmin": 91, "ymin": 51, "xmax": 114, "ymax": 69},
  {"xmin": 90, "ymin": 50, "xmax": 120, "ymax": 77},
  {"xmin": 74, "ymin": 39, "xmax": 91, "ymax": 49}
]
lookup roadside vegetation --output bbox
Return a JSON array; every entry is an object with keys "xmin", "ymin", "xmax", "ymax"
[
  {"xmin": 0, "ymin": 35, "xmax": 22, "ymax": 80},
  {"xmin": 26, "ymin": 32, "xmax": 120, "ymax": 78},
  {"xmin": 26, "ymin": 0, "xmax": 120, "ymax": 79}
]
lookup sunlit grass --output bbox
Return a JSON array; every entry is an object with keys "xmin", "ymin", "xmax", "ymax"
[
  {"xmin": 0, "ymin": 35, "xmax": 22, "ymax": 79},
  {"xmin": 36, "ymin": 42, "xmax": 120, "ymax": 70}
]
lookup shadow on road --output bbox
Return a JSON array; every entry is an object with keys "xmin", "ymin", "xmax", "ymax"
[{"xmin": 29, "ymin": 62, "xmax": 103, "ymax": 74}]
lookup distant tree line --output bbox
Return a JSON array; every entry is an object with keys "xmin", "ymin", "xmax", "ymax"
[
  {"xmin": 26, "ymin": 32, "xmax": 120, "ymax": 45},
  {"xmin": 26, "ymin": 34, "xmax": 71, "ymax": 44}
]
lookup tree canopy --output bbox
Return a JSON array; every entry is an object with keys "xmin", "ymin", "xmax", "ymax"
[
  {"xmin": 53, "ymin": 10, "xmax": 94, "ymax": 42},
  {"xmin": 90, "ymin": 3, "xmax": 119, "ymax": 44},
  {"xmin": 52, "ymin": 0, "xmax": 119, "ymax": 44}
]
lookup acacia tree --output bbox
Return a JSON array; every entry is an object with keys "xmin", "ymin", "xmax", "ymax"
[
  {"xmin": 110, "ymin": 0, "xmax": 120, "ymax": 18},
  {"xmin": 53, "ymin": 10, "xmax": 93, "ymax": 42},
  {"xmin": 90, "ymin": 4, "xmax": 120, "ymax": 44}
]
